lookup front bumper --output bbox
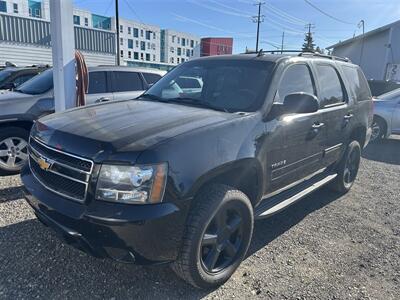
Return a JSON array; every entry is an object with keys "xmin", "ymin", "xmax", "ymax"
[{"xmin": 21, "ymin": 165, "xmax": 189, "ymax": 265}]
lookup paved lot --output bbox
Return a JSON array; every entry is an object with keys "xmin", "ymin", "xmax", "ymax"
[{"xmin": 0, "ymin": 138, "xmax": 399, "ymax": 299}]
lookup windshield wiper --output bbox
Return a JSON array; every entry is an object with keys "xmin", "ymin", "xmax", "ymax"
[
  {"xmin": 166, "ymin": 97, "xmax": 229, "ymax": 113},
  {"xmin": 136, "ymin": 93, "xmax": 166, "ymax": 102}
]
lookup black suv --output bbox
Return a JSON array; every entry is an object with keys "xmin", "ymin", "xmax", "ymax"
[{"xmin": 22, "ymin": 53, "xmax": 373, "ymax": 289}]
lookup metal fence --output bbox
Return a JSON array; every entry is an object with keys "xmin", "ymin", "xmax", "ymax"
[{"xmin": 0, "ymin": 14, "xmax": 115, "ymax": 54}]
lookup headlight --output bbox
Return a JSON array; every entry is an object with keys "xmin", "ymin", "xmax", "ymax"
[{"xmin": 95, "ymin": 163, "xmax": 168, "ymax": 204}]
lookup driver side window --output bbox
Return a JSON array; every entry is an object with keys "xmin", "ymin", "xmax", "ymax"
[{"xmin": 275, "ymin": 64, "xmax": 315, "ymax": 103}]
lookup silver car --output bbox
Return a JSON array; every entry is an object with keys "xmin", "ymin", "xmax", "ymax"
[
  {"xmin": 0, "ymin": 66, "xmax": 165, "ymax": 174},
  {"xmin": 371, "ymin": 88, "xmax": 400, "ymax": 142}
]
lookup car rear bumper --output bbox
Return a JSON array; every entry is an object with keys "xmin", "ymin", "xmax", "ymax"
[{"xmin": 21, "ymin": 165, "xmax": 189, "ymax": 265}]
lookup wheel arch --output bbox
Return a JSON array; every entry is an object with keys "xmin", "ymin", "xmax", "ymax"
[
  {"xmin": 187, "ymin": 158, "xmax": 264, "ymax": 207},
  {"xmin": 0, "ymin": 120, "xmax": 34, "ymax": 132},
  {"xmin": 349, "ymin": 125, "xmax": 367, "ymax": 148}
]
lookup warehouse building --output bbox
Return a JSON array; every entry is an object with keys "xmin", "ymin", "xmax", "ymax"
[
  {"xmin": 327, "ymin": 20, "xmax": 400, "ymax": 81},
  {"xmin": 201, "ymin": 37, "xmax": 233, "ymax": 56}
]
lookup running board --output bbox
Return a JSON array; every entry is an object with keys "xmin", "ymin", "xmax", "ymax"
[{"xmin": 255, "ymin": 173, "xmax": 337, "ymax": 219}]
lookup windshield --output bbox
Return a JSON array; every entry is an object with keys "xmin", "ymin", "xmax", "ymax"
[
  {"xmin": 15, "ymin": 69, "xmax": 53, "ymax": 95},
  {"xmin": 0, "ymin": 69, "xmax": 13, "ymax": 84},
  {"xmin": 141, "ymin": 59, "xmax": 274, "ymax": 112},
  {"xmin": 378, "ymin": 88, "xmax": 400, "ymax": 101}
]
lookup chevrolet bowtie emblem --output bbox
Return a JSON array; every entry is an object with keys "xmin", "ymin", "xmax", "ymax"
[{"xmin": 37, "ymin": 157, "xmax": 53, "ymax": 171}]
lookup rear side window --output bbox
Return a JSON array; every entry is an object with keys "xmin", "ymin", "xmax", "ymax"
[
  {"xmin": 88, "ymin": 72, "xmax": 107, "ymax": 94},
  {"xmin": 276, "ymin": 64, "xmax": 315, "ymax": 103},
  {"xmin": 113, "ymin": 71, "xmax": 143, "ymax": 92},
  {"xmin": 342, "ymin": 66, "xmax": 371, "ymax": 101},
  {"xmin": 316, "ymin": 65, "xmax": 345, "ymax": 107},
  {"xmin": 142, "ymin": 73, "xmax": 162, "ymax": 85}
]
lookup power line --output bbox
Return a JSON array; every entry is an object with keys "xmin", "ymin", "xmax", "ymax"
[{"xmin": 303, "ymin": 0, "xmax": 356, "ymax": 25}]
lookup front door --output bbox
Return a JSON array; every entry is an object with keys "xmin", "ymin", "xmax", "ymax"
[
  {"xmin": 266, "ymin": 63, "xmax": 326, "ymax": 192},
  {"xmin": 392, "ymin": 100, "xmax": 400, "ymax": 134},
  {"xmin": 111, "ymin": 71, "xmax": 146, "ymax": 101}
]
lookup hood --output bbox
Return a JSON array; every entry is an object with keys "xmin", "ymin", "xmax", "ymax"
[
  {"xmin": 33, "ymin": 100, "xmax": 238, "ymax": 163},
  {"xmin": 0, "ymin": 90, "xmax": 33, "ymax": 100}
]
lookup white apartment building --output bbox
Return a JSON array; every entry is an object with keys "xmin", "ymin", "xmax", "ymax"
[
  {"xmin": 161, "ymin": 29, "xmax": 200, "ymax": 65},
  {"xmin": 0, "ymin": 0, "xmax": 202, "ymax": 69},
  {"xmin": 113, "ymin": 18, "xmax": 161, "ymax": 66}
]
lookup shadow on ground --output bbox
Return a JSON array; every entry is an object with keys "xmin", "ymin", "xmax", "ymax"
[
  {"xmin": 0, "ymin": 185, "xmax": 24, "ymax": 203},
  {"xmin": 363, "ymin": 138, "xmax": 400, "ymax": 165},
  {"xmin": 0, "ymin": 187, "xmax": 342, "ymax": 299}
]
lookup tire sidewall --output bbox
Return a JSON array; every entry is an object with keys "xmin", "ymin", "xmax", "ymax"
[
  {"xmin": 0, "ymin": 127, "xmax": 30, "ymax": 173},
  {"xmin": 341, "ymin": 141, "xmax": 361, "ymax": 191}
]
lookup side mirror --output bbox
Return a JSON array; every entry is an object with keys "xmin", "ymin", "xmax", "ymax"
[{"xmin": 283, "ymin": 92, "xmax": 319, "ymax": 114}]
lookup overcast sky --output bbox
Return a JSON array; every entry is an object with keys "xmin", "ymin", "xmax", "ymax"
[{"xmin": 73, "ymin": 0, "xmax": 400, "ymax": 53}]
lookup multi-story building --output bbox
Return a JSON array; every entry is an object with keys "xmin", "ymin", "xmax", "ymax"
[
  {"xmin": 201, "ymin": 37, "xmax": 233, "ymax": 56},
  {"xmin": 112, "ymin": 18, "xmax": 161, "ymax": 67},
  {"xmin": 0, "ymin": 0, "xmax": 202, "ymax": 69},
  {"xmin": 161, "ymin": 29, "xmax": 200, "ymax": 65}
]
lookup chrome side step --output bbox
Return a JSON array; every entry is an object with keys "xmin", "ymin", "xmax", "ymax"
[{"xmin": 255, "ymin": 173, "xmax": 337, "ymax": 219}]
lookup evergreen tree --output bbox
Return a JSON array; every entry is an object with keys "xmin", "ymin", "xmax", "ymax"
[{"xmin": 302, "ymin": 31, "xmax": 315, "ymax": 52}]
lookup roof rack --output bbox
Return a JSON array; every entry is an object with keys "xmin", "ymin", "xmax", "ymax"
[{"xmin": 243, "ymin": 49, "xmax": 351, "ymax": 63}]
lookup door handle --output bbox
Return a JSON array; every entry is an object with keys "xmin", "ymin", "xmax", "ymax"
[
  {"xmin": 312, "ymin": 122, "xmax": 325, "ymax": 130},
  {"xmin": 96, "ymin": 97, "xmax": 110, "ymax": 103},
  {"xmin": 344, "ymin": 113, "xmax": 354, "ymax": 120}
]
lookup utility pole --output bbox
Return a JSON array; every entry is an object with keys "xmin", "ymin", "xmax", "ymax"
[
  {"xmin": 358, "ymin": 19, "xmax": 365, "ymax": 65},
  {"xmin": 252, "ymin": 2, "xmax": 265, "ymax": 52},
  {"xmin": 115, "ymin": 0, "xmax": 120, "ymax": 66},
  {"xmin": 281, "ymin": 31, "xmax": 285, "ymax": 54},
  {"xmin": 304, "ymin": 23, "xmax": 315, "ymax": 51}
]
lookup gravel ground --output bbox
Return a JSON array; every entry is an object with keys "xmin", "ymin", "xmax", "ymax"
[{"xmin": 0, "ymin": 138, "xmax": 399, "ymax": 300}]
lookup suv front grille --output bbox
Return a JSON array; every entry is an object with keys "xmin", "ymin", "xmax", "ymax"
[{"xmin": 28, "ymin": 137, "xmax": 94, "ymax": 202}]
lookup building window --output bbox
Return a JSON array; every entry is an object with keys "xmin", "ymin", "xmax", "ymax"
[
  {"xmin": 190, "ymin": 40, "xmax": 194, "ymax": 48},
  {"xmin": 191, "ymin": 49, "xmax": 194, "ymax": 56},
  {"xmin": 146, "ymin": 53, "xmax": 150, "ymax": 61},
  {"xmin": 34, "ymin": 8, "xmax": 41, "ymax": 18},
  {"xmin": 147, "ymin": 42, "xmax": 150, "ymax": 49},
  {"xmin": 170, "ymin": 57, "xmax": 174, "ymax": 64},
  {"xmin": 177, "ymin": 47, "xmax": 182, "ymax": 56},
  {"xmin": 84, "ymin": 17, "xmax": 89, "ymax": 26},
  {"xmin": 172, "ymin": 36, "xmax": 175, "ymax": 43},
  {"xmin": 134, "ymin": 52, "xmax": 139, "ymax": 60},
  {"xmin": 140, "ymin": 29, "xmax": 144, "ymax": 37},
  {"xmin": 128, "ymin": 51, "xmax": 132, "ymax": 59},
  {"xmin": 153, "ymin": 32, "xmax": 156, "ymax": 39},
  {"xmin": 177, "ymin": 58, "xmax": 180, "ymax": 64},
  {"xmin": 119, "ymin": 25, "xmax": 123, "ymax": 33},
  {"xmin": 145, "ymin": 31, "xmax": 151, "ymax": 40},
  {"xmin": 133, "ymin": 28, "xmax": 139, "ymax": 38},
  {"xmin": 181, "ymin": 58, "xmax": 185, "ymax": 63},
  {"xmin": 135, "ymin": 40, "xmax": 139, "ymax": 48},
  {"xmin": 13, "ymin": 3, "xmax": 18, "ymax": 13},
  {"xmin": 153, "ymin": 54, "xmax": 156, "ymax": 61},
  {"xmin": 140, "ymin": 53, "xmax": 144, "ymax": 60},
  {"xmin": 170, "ymin": 47, "xmax": 174, "ymax": 53},
  {"xmin": 128, "ymin": 39, "xmax": 133, "ymax": 49},
  {"xmin": 120, "ymin": 38, "xmax": 123, "ymax": 46},
  {"xmin": 186, "ymin": 49, "xmax": 190, "ymax": 57},
  {"xmin": 182, "ymin": 38, "xmax": 186, "ymax": 46},
  {"xmin": 140, "ymin": 41, "xmax": 146, "ymax": 51},
  {"xmin": 120, "ymin": 50, "xmax": 124, "ymax": 57},
  {"xmin": 128, "ymin": 27, "xmax": 131, "ymax": 35},
  {"xmin": 0, "ymin": 1, "xmax": 6, "ymax": 13},
  {"xmin": 151, "ymin": 43, "xmax": 156, "ymax": 50},
  {"xmin": 73, "ymin": 15, "xmax": 80, "ymax": 25}
]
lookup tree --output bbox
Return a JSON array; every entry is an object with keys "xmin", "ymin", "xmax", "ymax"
[
  {"xmin": 302, "ymin": 31, "xmax": 315, "ymax": 52},
  {"xmin": 315, "ymin": 46, "xmax": 325, "ymax": 54}
]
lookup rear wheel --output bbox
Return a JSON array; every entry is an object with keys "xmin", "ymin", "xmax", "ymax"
[
  {"xmin": 329, "ymin": 141, "xmax": 361, "ymax": 193},
  {"xmin": 370, "ymin": 117, "xmax": 386, "ymax": 142},
  {"xmin": 0, "ymin": 127, "xmax": 30, "ymax": 175},
  {"xmin": 172, "ymin": 184, "xmax": 253, "ymax": 289}
]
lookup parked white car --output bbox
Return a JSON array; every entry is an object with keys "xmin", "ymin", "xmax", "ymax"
[{"xmin": 371, "ymin": 88, "xmax": 400, "ymax": 141}]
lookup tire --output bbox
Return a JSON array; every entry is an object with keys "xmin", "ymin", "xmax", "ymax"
[
  {"xmin": 370, "ymin": 117, "xmax": 386, "ymax": 143},
  {"xmin": 171, "ymin": 184, "xmax": 254, "ymax": 289},
  {"xmin": 0, "ymin": 127, "xmax": 30, "ymax": 175},
  {"xmin": 329, "ymin": 140, "xmax": 361, "ymax": 193}
]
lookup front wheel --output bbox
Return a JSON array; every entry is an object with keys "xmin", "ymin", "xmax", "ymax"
[
  {"xmin": 329, "ymin": 140, "xmax": 361, "ymax": 193},
  {"xmin": 0, "ymin": 127, "xmax": 30, "ymax": 175},
  {"xmin": 172, "ymin": 184, "xmax": 253, "ymax": 289}
]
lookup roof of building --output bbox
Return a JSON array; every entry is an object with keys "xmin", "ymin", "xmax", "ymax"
[{"xmin": 327, "ymin": 19, "xmax": 400, "ymax": 49}]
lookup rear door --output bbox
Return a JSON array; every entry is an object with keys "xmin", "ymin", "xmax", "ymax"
[
  {"xmin": 313, "ymin": 63, "xmax": 352, "ymax": 167},
  {"xmin": 111, "ymin": 71, "xmax": 146, "ymax": 101},
  {"xmin": 267, "ymin": 63, "xmax": 327, "ymax": 191},
  {"xmin": 85, "ymin": 71, "xmax": 113, "ymax": 104}
]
